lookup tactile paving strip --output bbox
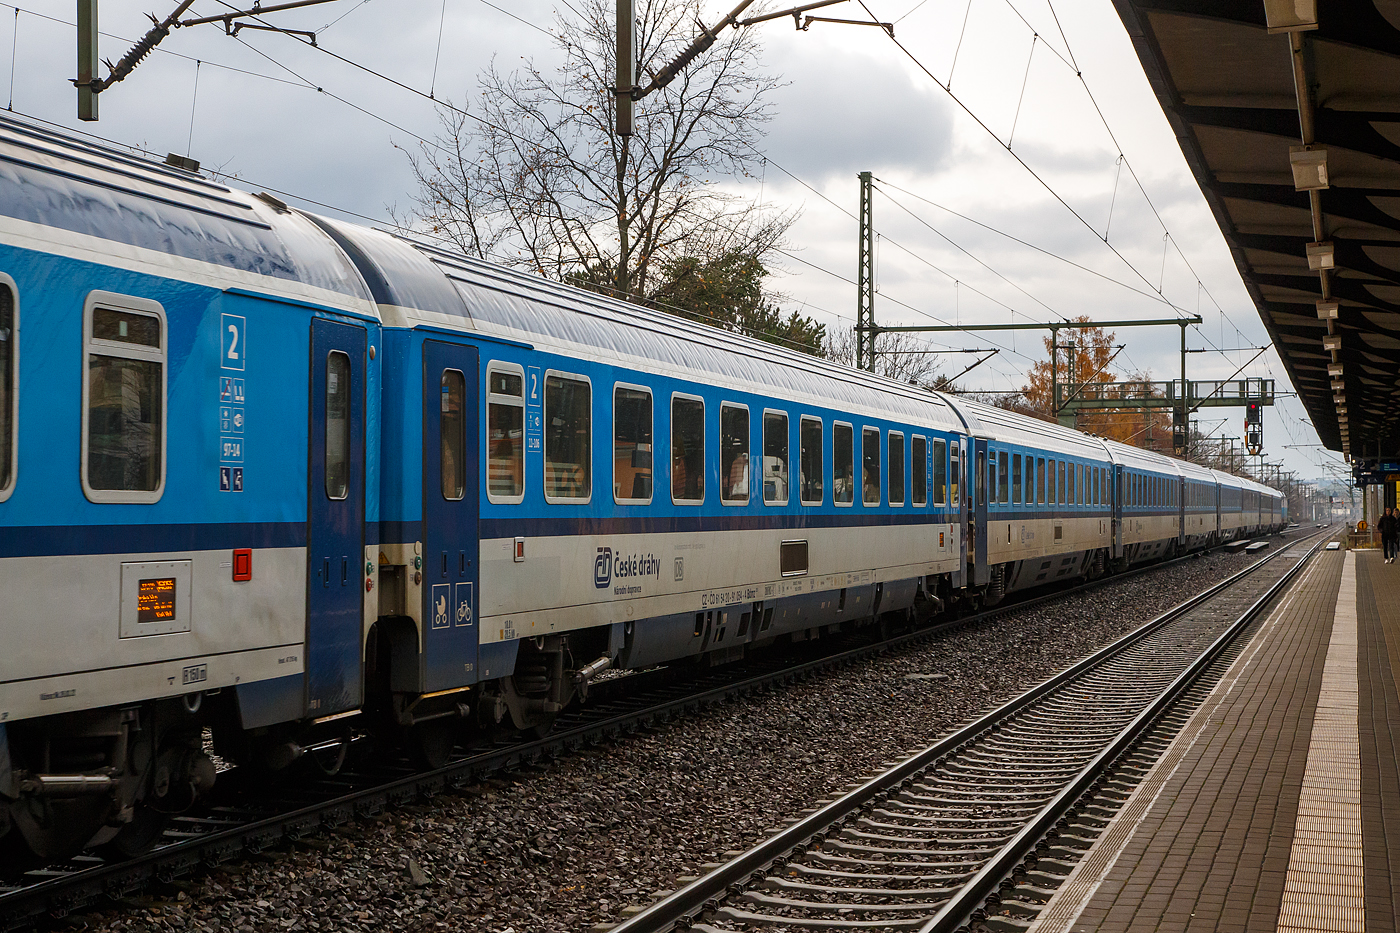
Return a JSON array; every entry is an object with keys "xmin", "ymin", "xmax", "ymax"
[{"xmin": 1276, "ymin": 550, "xmax": 1364, "ymax": 933}]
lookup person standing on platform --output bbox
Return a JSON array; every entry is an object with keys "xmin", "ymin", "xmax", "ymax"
[{"xmin": 1380, "ymin": 507, "xmax": 1399, "ymax": 563}]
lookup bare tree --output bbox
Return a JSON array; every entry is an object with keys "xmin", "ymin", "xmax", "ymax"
[
  {"xmin": 824, "ymin": 327, "xmax": 946, "ymax": 386},
  {"xmin": 405, "ymin": 0, "xmax": 792, "ymax": 301}
]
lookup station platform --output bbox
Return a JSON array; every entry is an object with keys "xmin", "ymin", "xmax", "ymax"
[{"xmin": 1026, "ymin": 540, "xmax": 1400, "ymax": 933}]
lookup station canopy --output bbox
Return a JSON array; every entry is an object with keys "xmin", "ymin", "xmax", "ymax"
[{"xmin": 1113, "ymin": 0, "xmax": 1400, "ymax": 460}]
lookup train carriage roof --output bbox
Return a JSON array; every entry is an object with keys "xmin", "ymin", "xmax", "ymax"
[{"xmin": 0, "ymin": 114, "xmax": 372, "ymax": 304}]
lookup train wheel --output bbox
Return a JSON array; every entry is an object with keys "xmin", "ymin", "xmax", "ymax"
[
  {"xmin": 1, "ymin": 796, "xmax": 109, "ymax": 875},
  {"xmin": 94, "ymin": 806, "xmax": 170, "ymax": 861},
  {"xmin": 406, "ymin": 720, "xmax": 457, "ymax": 771}
]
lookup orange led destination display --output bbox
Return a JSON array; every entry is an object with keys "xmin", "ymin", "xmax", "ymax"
[{"xmin": 137, "ymin": 578, "xmax": 177, "ymax": 624}]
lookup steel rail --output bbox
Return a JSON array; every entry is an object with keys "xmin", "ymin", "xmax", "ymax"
[
  {"xmin": 610, "ymin": 528, "xmax": 1329, "ymax": 933},
  {"xmin": 0, "ymin": 531, "xmax": 1311, "ymax": 929}
]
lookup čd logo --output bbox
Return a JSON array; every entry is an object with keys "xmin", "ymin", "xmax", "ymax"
[{"xmin": 594, "ymin": 547, "xmax": 612, "ymax": 588}]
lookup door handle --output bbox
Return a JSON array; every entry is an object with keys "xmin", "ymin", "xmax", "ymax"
[
  {"xmin": 442, "ymin": 551, "xmax": 448, "ymax": 578},
  {"xmin": 322, "ymin": 558, "xmax": 330, "ymax": 588},
  {"xmin": 459, "ymin": 550, "xmax": 467, "ymax": 576},
  {"xmin": 341, "ymin": 557, "xmax": 348, "ymax": 585}
]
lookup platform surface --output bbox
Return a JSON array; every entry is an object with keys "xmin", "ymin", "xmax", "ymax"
[{"xmin": 1027, "ymin": 542, "xmax": 1400, "ymax": 933}]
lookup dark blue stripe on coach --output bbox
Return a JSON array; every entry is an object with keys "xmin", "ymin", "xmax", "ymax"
[{"xmin": 3, "ymin": 522, "xmax": 306, "ymax": 558}]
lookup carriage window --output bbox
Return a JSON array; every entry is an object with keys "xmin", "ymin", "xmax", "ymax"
[
  {"xmin": 1093, "ymin": 467, "xmax": 1100, "ymax": 505},
  {"xmin": 1058, "ymin": 460, "xmax": 1066, "ymax": 504},
  {"xmin": 800, "ymin": 417, "xmax": 823, "ymax": 505},
  {"xmin": 487, "ymin": 367, "xmax": 524, "ymax": 500},
  {"xmin": 888, "ymin": 432, "xmax": 905, "ymax": 506},
  {"xmin": 544, "ymin": 373, "xmax": 590, "ymax": 500},
  {"xmin": 1077, "ymin": 464, "xmax": 1083, "ymax": 505},
  {"xmin": 912, "ymin": 435, "xmax": 927, "ymax": 507},
  {"xmin": 932, "ymin": 438, "xmax": 946, "ymax": 506},
  {"xmin": 614, "ymin": 386, "xmax": 652, "ymax": 503},
  {"xmin": 323, "ymin": 352, "xmax": 351, "ymax": 500},
  {"xmin": 862, "ymin": 428, "xmax": 881, "ymax": 506},
  {"xmin": 85, "ymin": 300, "xmax": 166, "ymax": 500},
  {"xmin": 1012, "ymin": 454, "xmax": 1022, "ymax": 505},
  {"xmin": 1036, "ymin": 457, "xmax": 1045, "ymax": 504},
  {"xmin": 672, "ymin": 395, "xmax": 705, "ymax": 503},
  {"xmin": 763, "ymin": 411, "xmax": 788, "ymax": 505},
  {"xmin": 949, "ymin": 442, "xmax": 960, "ymax": 507},
  {"xmin": 0, "ymin": 283, "xmax": 12, "ymax": 495},
  {"xmin": 834, "ymin": 423, "xmax": 855, "ymax": 505},
  {"xmin": 440, "ymin": 370, "xmax": 466, "ymax": 500},
  {"xmin": 721, "ymin": 404, "xmax": 750, "ymax": 505}
]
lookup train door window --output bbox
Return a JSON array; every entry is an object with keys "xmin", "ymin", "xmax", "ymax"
[
  {"xmin": 933, "ymin": 438, "xmax": 947, "ymax": 506},
  {"xmin": 800, "ymin": 416, "xmax": 823, "ymax": 505},
  {"xmin": 888, "ymin": 432, "xmax": 905, "ymax": 506},
  {"xmin": 833, "ymin": 422, "xmax": 854, "ymax": 505},
  {"xmin": 763, "ymin": 410, "xmax": 788, "ymax": 505},
  {"xmin": 487, "ymin": 365, "xmax": 525, "ymax": 502},
  {"xmin": 671, "ymin": 394, "xmax": 705, "ymax": 504},
  {"xmin": 83, "ymin": 293, "xmax": 166, "ymax": 503},
  {"xmin": 324, "ymin": 352, "xmax": 351, "ymax": 500},
  {"xmin": 440, "ymin": 369, "xmax": 466, "ymax": 500},
  {"xmin": 1011, "ymin": 454, "xmax": 1022, "ymax": 505},
  {"xmin": 949, "ymin": 442, "xmax": 960, "ymax": 507},
  {"xmin": 0, "ymin": 278, "xmax": 13, "ymax": 500},
  {"xmin": 862, "ymin": 427, "xmax": 881, "ymax": 506},
  {"xmin": 720, "ymin": 403, "xmax": 750, "ymax": 505},
  {"xmin": 613, "ymin": 384, "xmax": 652, "ymax": 504},
  {"xmin": 544, "ymin": 372, "xmax": 591, "ymax": 501},
  {"xmin": 913, "ymin": 435, "xmax": 928, "ymax": 507}
]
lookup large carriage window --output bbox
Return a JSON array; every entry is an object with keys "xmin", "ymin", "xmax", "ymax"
[
  {"xmin": 998, "ymin": 451, "xmax": 1009, "ymax": 505},
  {"xmin": 614, "ymin": 386, "xmax": 652, "ymax": 503},
  {"xmin": 763, "ymin": 411, "xmax": 788, "ymax": 505},
  {"xmin": 932, "ymin": 438, "xmax": 946, "ymax": 506},
  {"xmin": 800, "ymin": 417, "xmax": 823, "ymax": 505},
  {"xmin": 544, "ymin": 374, "xmax": 590, "ymax": 500},
  {"xmin": 1037, "ymin": 457, "xmax": 1046, "ymax": 504},
  {"xmin": 440, "ymin": 370, "xmax": 466, "ymax": 500},
  {"xmin": 1046, "ymin": 459, "xmax": 1055, "ymax": 504},
  {"xmin": 912, "ymin": 436, "xmax": 927, "ymax": 507},
  {"xmin": 889, "ymin": 432, "xmax": 905, "ymax": 506},
  {"xmin": 1058, "ymin": 461, "xmax": 1066, "ymax": 504},
  {"xmin": 672, "ymin": 395, "xmax": 705, "ymax": 503},
  {"xmin": 862, "ymin": 427, "xmax": 881, "ymax": 506},
  {"xmin": 1012, "ymin": 454, "xmax": 1022, "ymax": 504},
  {"xmin": 85, "ymin": 300, "xmax": 165, "ymax": 501},
  {"xmin": 834, "ymin": 423, "xmax": 854, "ymax": 505},
  {"xmin": 1076, "ymin": 464, "xmax": 1083, "ymax": 505},
  {"xmin": 487, "ymin": 367, "xmax": 524, "ymax": 500},
  {"xmin": 0, "ymin": 283, "xmax": 12, "ymax": 495},
  {"xmin": 949, "ymin": 442, "xmax": 960, "ymax": 507},
  {"xmin": 721, "ymin": 404, "xmax": 750, "ymax": 504}
]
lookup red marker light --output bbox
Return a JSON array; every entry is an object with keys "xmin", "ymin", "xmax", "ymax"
[{"xmin": 232, "ymin": 548, "xmax": 252, "ymax": 582}]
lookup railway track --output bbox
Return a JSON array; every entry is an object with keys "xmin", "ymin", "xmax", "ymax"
[
  {"xmin": 608, "ymin": 529, "xmax": 1330, "ymax": 933},
  {"xmin": 0, "ymin": 532, "xmax": 1316, "ymax": 930}
]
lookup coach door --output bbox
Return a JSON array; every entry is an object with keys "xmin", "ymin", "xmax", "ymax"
[
  {"xmin": 1111, "ymin": 463, "xmax": 1124, "ymax": 559},
  {"xmin": 423, "ymin": 340, "xmax": 480, "ymax": 692},
  {"xmin": 972, "ymin": 438, "xmax": 989, "ymax": 585},
  {"xmin": 308, "ymin": 319, "xmax": 367, "ymax": 716}
]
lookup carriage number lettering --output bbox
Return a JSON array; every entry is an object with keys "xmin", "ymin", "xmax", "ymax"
[{"xmin": 221, "ymin": 314, "xmax": 246, "ymax": 372}]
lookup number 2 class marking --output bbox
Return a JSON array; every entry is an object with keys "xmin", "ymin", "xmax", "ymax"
[{"xmin": 221, "ymin": 314, "xmax": 246, "ymax": 372}]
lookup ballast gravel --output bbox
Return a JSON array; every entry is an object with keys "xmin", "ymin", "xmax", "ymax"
[{"xmin": 74, "ymin": 546, "xmax": 1286, "ymax": 933}]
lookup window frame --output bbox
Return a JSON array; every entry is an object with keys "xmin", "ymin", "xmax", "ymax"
[
  {"xmin": 799, "ymin": 415, "xmax": 824, "ymax": 507},
  {"xmin": 861, "ymin": 426, "xmax": 881, "ymax": 507},
  {"xmin": 1012, "ymin": 453, "xmax": 1022, "ymax": 505},
  {"xmin": 911, "ymin": 434, "xmax": 928, "ymax": 508},
  {"xmin": 0, "ymin": 273, "xmax": 16, "ymax": 502},
  {"xmin": 719, "ymin": 401, "xmax": 751, "ymax": 506},
  {"xmin": 761, "ymin": 407, "xmax": 790, "ymax": 507},
  {"xmin": 612, "ymin": 381, "xmax": 653, "ymax": 506},
  {"xmin": 485, "ymin": 361, "xmax": 527, "ymax": 505},
  {"xmin": 81, "ymin": 290, "xmax": 167, "ymax": 504},
  {"xmin": 998, "ymin": 450, "xmax": 1010, "ymax": 505},
  {"xmin": 439, "ymin": 367, "xmax": 467, "ymax": 502},
  {"xmin": 670, "ymin": 391, "xmax": 707, "ymax": 506},
  {"xmin": 541, "ymin": 368, "xmax": 593, "ymax": 505},
  {"xmin": 888, "ymin": 430, "xmax": 905, "ymax": 507},
  {"xmin": 833, "ymin": 420, "xmax": 855, "ymax": 507}
]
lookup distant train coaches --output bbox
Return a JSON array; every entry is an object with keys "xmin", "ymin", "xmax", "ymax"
[{"xmin": 0, "ymin": 113, "xmax": 1284, "ymax": 867}]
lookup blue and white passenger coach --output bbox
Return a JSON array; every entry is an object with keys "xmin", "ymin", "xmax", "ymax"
[{"xmin": 0, "ymin": 114, "xmax": 1284, "ymax": 866}]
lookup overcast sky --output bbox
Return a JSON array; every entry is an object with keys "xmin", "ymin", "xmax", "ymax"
[{"xmin": 10, "ymin": 0, "xmax": 1346, "ymax": 482}]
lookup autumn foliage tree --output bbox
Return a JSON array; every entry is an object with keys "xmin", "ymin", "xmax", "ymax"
[{"xmin": 1020, "ymin": 316, "xmax": 1172, "ymax": 448}]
